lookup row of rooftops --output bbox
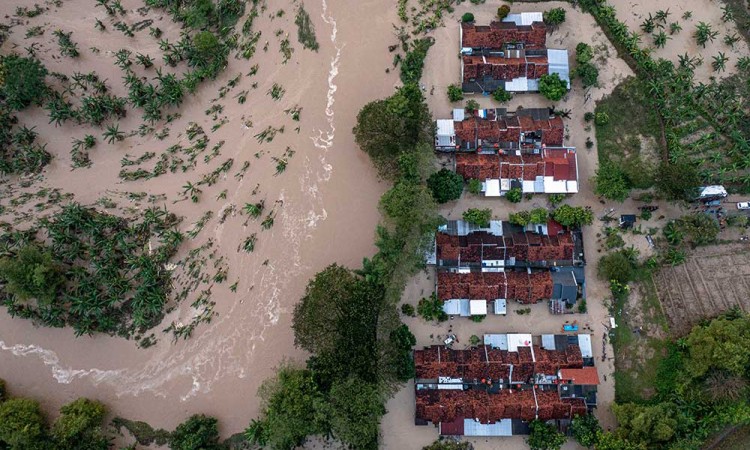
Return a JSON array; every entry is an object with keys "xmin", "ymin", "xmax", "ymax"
[
  {"xmin": 459, "ymin": 15, "xmax": 570, "ymax": 93},
  {"xmin": 435, "ymin": 108, "xmax": 564, "ymax": 151},
  {"xmin": 435, "ymin": 108, "xmax": 578, "ymax": 196},
  {"xmin": 427, "ymin": 220, "xmax": 585, "ymax": 309},
  {"xmin": 414, "ymin": 334, "xmax": 599, "ymax": 435}
]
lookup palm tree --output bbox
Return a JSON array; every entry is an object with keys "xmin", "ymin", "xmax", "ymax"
[
  {"xmin": 241, "ymin": 234, "xmax": 257, "ymax": 252},
  {"xmin": 653, "ymin": 31, "xmax": 669, "ymax": 48},
  {"xmin": 103, "ymin": 124, "xmax": 124, "ymax": 144},
  {"xmin": 694, "ymin": 22, "xmax": 718, "ymax": 48},
  {"xmin": 242, "ymin": 200, "xmax": 264, "ymax": 219},
  {"xmin": 712, "ymin": 52, "xmax": 729, "ymax": 72},
  {"xmin": 669, "ymin": 22, "xmax": 682, "ymax": 35},
  {"xmin": 723, "ymin": 33, "xmax": 740, "ymax": 48},
  {"xmin": 641, "ymin": 14, "xmax": 656, "ymax": 33},
  {"xmin": 136, "ymin": 53, "xmax": 154, "ymax": 69},
  {"xmin": 654, "ymin": 9, "xmax": 671, "ymax": 23}
]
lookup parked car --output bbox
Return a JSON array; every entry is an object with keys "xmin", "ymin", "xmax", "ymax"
[{"xmin": 737, "ymin": 202, "xmax": 750, "ymax": 210}]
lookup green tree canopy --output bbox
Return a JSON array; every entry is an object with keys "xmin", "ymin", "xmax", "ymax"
[
  {"xmin": 552, "ymin": 205, "xmax": 593, "ymax": 227},
  {"xmin": 325, "ymin": 377, "xmax": 385, "ymax": 450},
  {"xmin": 611, "ymin": 403, "xmax": 679, "ymax": 446},
  {"xmin": 353, "ymin": 85, "xmax": 432, "ymax": 178},
  {"xmin": 249, "ymin": 365, "xmax": 326, "ymax": 450},
  {"xmin": 539, "ymin": 73, "xmax": 568, "ymax": 101},
  {"xmin": 0, "ymin": 55, "xmax": 48, "ymax": 110},
  {"xmin": 597, "ymin": 250, "xmax": 636, "ymax": 284},
  {"xmin": 509, "ymin": 208, "xmax": 549, "ymax": 226},
  {"xmin": 52, "ymin": 398, "xmax": 108, "ymax": 450},
  {"xmin": 594, "ymin": 431, "xmax": 646, "ymax": 450},
  {"xmin": 594, "ymin": 161, "xmax": 630, "ymax": 201},
  {"xmin": 462, "ymin": 208, "xmax": 492, "ymax": 227},
  {"xmin": 571, "ymin": 414, "xmax": 601, "ymax": 448},
  {"xmin": 0, "ymin": 244, "xmax": 64, "ymax": 305},
  {"xmin": 526, "ymin": 419, "xmax": 566, "ymax": 450},
  {"xmin": 426, "ymin": 169, "xmax": 463, "ymax": 203},
  {"xmin": 170, "ymin": 414, "xmax": 221, "ymax": 450},
  {"xmin": 685, "ymin": 315, "xmax": 750, "ymax": 378},
  {"xmin": 0, "ymin": 398, "xmax": 48, "ymax": 448}
]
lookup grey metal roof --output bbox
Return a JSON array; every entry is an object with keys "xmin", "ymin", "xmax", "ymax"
[
  {"xmin": 464, "ymin": 419, "xmax": 513, "ymax": 436},
  {"xmin": 547, "ymin": 49, "xmax": 570, "ymax": 88},
  {"xmin": 484, "ymin": 334, "xmax": 508, "ymax": 350}
]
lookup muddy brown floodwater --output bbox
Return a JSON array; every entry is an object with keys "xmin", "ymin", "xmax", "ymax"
[{"xmin": 0, "ymin": 0, "xmax": 398, "ymax": 438}]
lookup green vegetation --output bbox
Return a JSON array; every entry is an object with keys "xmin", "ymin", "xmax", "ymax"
[
  {"xmin": 0, "ymin": 203, "xmax": 181, "ymax": 337},
  {"xmin": 170, "ymin": 414, "xmax": 221, "ymax": 450},
  {"xmin": 497, "ymin": 5, "xmax": 510, "ymax": 20},
  {"xmin": 353, "ymin": 84, "xmax": 432, "ymax": 179},
  {"xmin": 509, "ymin": 208, "xmax": 549, "ymax": 226},
  {"xmin": 423, "ymin": 440, "xmax": 472, "ymax": 450},
  {"xmin": 426, "ymin": 168, "xmax": 463, "ymax": 203},
  {"xmin": 491, "ymin": 86, "xmax": 512, "ymax": 102},
  {"xmin": 543, "ymin": 8, "xmax": 566, "ymax": 27},
  {"xmin": 462, "ymin": 208, "xmax": 492, "ymax": 227},
  {"xmin": 527, "ymin": 419, "xmax": 566, "ymax": 450},
  {"xmin": 467, "ymin": 178, "xmax": 482, "ymax": 194},
  {"xmin": 447, "ymin": 84, "xmax": 463, "ymax": 102},
  {"xmin": 551, "ymin": 204, "xmax": 593, "ymax": 227},
  {"xmin": 506, "ymin": 186, "xmax": 522, "ymax": 203},
  {"xmin": 0, "ymin": 55, "xmax": 48, "ymax": 111},
  {"xmin": 295, "ymin": 3, "xmax": 319, "ymax": 51},
  {"xmin": 461, "ymin": 12, "xmax": 474, "ymax": 23},
  {"xmin": 538, "ymin": 73, "xmax": 568, "ymax": 101},
  {"xmin": 418, "ymin": 293, "xmax": 448, "ymax": 322},
  {"xmin": 400, "ymin": 38, "xmax": 434, "ymax": 85}
]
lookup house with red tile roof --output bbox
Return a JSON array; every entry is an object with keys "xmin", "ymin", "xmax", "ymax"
[
  {"xmin": 460, "ymin": 13, "xmax": 570, "ymax": 93},
  {"xmin": 435, "ymin": 107, "xmax": 563, "ymax": 152},
  {"xmin": 428, "ymin": 220, "xmax": 586, "ymax": 316},
  {"xmin": 414, "ymin": 334, "xmax": 597, "ymax": 437},
  {"xmin": 455, "ymin": 147, "xmax": 579, "ymax": 195}
]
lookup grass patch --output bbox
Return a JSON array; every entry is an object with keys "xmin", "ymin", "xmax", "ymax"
[
  {"xmin": 611, "ymin": 268, "xmax": 670, "ymax": 404},
  {"xmin": 295, "ymin": 4, "xmax": 319, "ymax": 51},
  {"xmin": 595, "ymin": 77, "xmax": 663, "ymax": 189}
]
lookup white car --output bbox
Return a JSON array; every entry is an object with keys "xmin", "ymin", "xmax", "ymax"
[{"xmin": 737, "ymin": 202, "xmax": 750, "ymax": 210}]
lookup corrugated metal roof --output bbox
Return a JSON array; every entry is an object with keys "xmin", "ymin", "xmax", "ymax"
[
  {"xmin": 542, "ymin": 334, "xmax": 556, "ymax": 350},
  {"xmin": 470, "ymin": 299, "xmax": 487, "ymax": 315},
  {"xmin": 578, "ymin": 334, "xmax": 593, "ymax": 358},
  {"xmin": 453, "ymin": 108, "xmax": 465, "ymax": 121},
  {"xmin": 494, "ymin": 299, "xmax": 507, "ymax": 315},
  {"xmin": 503, "ymin": 12, "xmax": 544, "ymax": 26},
  {"xmin": 547, "ymin": 49, "xmax": 570, "ymax": 88},
  {"xmin": 443, "ymin": 299, "xmax": 471, "ymax": 316},
  {"xmin": 464, "ymin": 418, "xmax": 513, "ymax": 436},
  {"xmin": 505, "ymin": 76, "xmax": 531, "ymax": 92}
]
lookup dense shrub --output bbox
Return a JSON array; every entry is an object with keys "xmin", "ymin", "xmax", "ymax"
[
  {"xmin": 543, "ymin": 7, "xmax": 567, "ymax": 26},
  {"xmin": 461, "ymin": 12, "xmax": 475, "ymax": 23},
  {"xmin": 539, "ymin": 73, "xmax": 568, "ymax": 101},
  {"xmin": 497, "ymin": 5, "xmax": 510, "ymax": 20},
  {"xmin": 492, "ymin": 86, "xmax": 512, "ymax": 102},
  {"xmin": 506, "ymin": 187, "xmax": 522, "ymax": 203},
  {"xmin": 447, "ymin": 84, "xmax": 463, "ymax": 102},
  {"xmin": 463, "ymin": 208, "xmax": 492, "ymax": 226},
  {"xmin": 0, "ymin": 55, "xmax": 48, "ymax": 110}
]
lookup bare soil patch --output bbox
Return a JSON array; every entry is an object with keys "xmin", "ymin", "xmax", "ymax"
[{"xmin": 653, "ymin": 242, "xmax": 750, "ymax": 335}]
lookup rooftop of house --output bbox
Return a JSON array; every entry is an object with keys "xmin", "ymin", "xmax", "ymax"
[
  {"xmin": 447, "ymin": 110, "xmax": 564, "ymax": 150},
  {"xmin": 455, "ymin": 148, "xmax": 577, "ymax": 184},
  {"xmin": 437, "ymin": 271, "xmax": 554, "ymax": 304},
  {"xmin": 462, "ymin": 55, "xmax": 550, "ymax": 84},
  {"xmin": 435, "ymin": 221, "xmax": 575, "ymax": 265},
  {"xmin": 559, "ymin": 367, "xmax": 600, "ymax": 385},
  {"xmin": 415, "ymin": 388, "xmax": 588, "ymax": 426},
  {"xmin": 415, "ymin": 342, "xmax": 585, "ymax": 381},
  {"xmin": 461, "ymin": 20, "xmax": 547, "ymax": 50}
]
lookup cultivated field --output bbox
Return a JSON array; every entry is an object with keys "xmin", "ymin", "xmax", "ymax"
[{"xmin": 653, "ymin": 243, "xmax": 750, "ymax": 335}]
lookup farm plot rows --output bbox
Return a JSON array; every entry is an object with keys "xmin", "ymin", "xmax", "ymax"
[{"xmin": 653, "ymin": 243, "xmax": 750, "ymax": 334}]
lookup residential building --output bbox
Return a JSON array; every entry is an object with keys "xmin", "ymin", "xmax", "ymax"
[
  {"xmin": 428, "ymin": 220, "xmax": 585, "ymax": 316},
  {"xmin": 414, "ymin": 333, "xmax": 598, "ymax": 437},
  {"xmin": 435, "ymin": 108, "xmax": 563, "ymax": 152},
  {"xmin": 460, "ymin": 13, "xmax": 570, "ymax": 93}
]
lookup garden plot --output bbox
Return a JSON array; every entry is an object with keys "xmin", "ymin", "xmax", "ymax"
[{"xmin": 652, "ymin": 243, "xmax": 750, "ymax": 335}]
